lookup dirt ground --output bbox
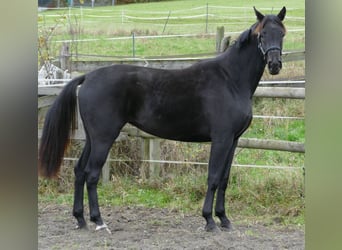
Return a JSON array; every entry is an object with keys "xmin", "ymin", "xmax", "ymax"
[{"xmin": 38, "ymin": 203, "xmax": 304, "ymax": 250}]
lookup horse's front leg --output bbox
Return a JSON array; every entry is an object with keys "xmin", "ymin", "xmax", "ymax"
[
  {"xmin": 202, "ymin": 137, "xmax": 234, "ymax": 232},
  {"xmin": 215, "ymin": 139, "xmax": 238, "ymax": 231}
]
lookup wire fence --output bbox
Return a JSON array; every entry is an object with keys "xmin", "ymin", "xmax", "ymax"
[
  {"xmin": 63, "ymin": 157, "xmax": 303, "ymax": 171},
  {"xmin": 39, "ymin": 5, "xmax": 305, "ymax": 31},
  {"xmin": 38, "ymin": 4, "xmax": 305, "ymax": 62}
]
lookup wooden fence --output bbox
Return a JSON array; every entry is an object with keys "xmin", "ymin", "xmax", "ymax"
[
  {"xmin": 38, "ymin": 20, "xmax": 305, "ymax": 182},
  {"xmin": 52, "ymin": 25, "xmax": 304, "ymax": 73},
  {"xmin": 38, "ymin": 80, "xmax": 305, "ymax": 182},
  {"xmin": 39, "ymin": 43, "xmax": 305, "ymax": 182},
  {"xmin": 60, "ymin": 50, "xmax": 305, "ymax": 73}
]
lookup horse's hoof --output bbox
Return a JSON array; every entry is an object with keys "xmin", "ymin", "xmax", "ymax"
[
  {"xmin": 95, "ymin": 223, "xmax": 112, "ymax": 234},
  {"xmin": 75, "ymin": 223, "xmax": 88, "ymax": 230},
  {"xmin": 220, "ymin": 224, "xmax": 233, "ymax": 232},
  {"xmin": 220, "ymin": 221, "xmax": 233, "ymax": 231},
  {"xmin": 205, "ymin": 223, "xmax": 221, "ymax": 233}
]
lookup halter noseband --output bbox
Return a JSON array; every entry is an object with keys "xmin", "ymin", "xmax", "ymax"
[{"xmin": 257, "ymin": 33, "xmax": 282, "ymax": 60}]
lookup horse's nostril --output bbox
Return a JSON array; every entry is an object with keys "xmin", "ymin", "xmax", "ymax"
[
  {"xmin": 268, "ymin": 60, "xmax": 282, "ymax": 70},
  {"xmin": 267, "ymin": 60, "xmax": 281, "ymax": 75}
]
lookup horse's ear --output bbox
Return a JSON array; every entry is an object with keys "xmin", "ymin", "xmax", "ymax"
[
  {"xmin": 277, "ymin": 6, "xmax": 286, "ymax": 21},
  {"xmin": 237, "ymin": 29, "xmax": 251, "ymax": 48},
  {"xmin": 253, "ymin": 6, "xmax": 264, "ymax": 22}
]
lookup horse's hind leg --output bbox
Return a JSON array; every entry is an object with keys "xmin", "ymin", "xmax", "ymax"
[
  {"xmin": 85, "ymin": 141, "xmax": 113, "ymax": 230},
  {"xmin": 84, "ymin": 122, "xmax": 124, "ymax": 232},
  {"xmin": 73, "ymin": 140, "xmax": 91, "ymax": 229}
]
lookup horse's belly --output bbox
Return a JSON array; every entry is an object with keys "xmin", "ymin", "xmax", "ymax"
[{"xmin": 129, "ymin": 114, "xmax": 211, "ymax": 142}]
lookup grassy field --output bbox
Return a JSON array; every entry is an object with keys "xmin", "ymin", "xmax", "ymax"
[
  {"xmin": 38, "ymin": 0, "xmax": 304, "ymax": 59},
  {"xmin": 38, "ymin": 0, "xmax": 305, "ymax": 227}
]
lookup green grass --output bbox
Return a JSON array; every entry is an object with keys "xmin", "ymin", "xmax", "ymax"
[
  {"xmin": 38, "ymin": 0, "xmax": 305, "ymax": 60},
  {"xmin": 38, "ymin": 167, "xmax": 304, "ymax": 226}
]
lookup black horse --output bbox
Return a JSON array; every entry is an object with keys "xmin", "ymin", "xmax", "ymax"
[{"xmin": 39, "ymin": 7, "xmax": 286, "ymax": 232}]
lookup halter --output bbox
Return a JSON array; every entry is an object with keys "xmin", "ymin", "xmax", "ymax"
[{"xmin": 257, "ymin": 33, "xmax": 282, "ymax": 60}]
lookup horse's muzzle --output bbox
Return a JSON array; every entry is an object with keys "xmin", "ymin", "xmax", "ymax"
[
  {"xmin": 267, "ymin": 51, "xmax": 282, "ymax": 75},
  {"xmin": 268, "ymin": 60, "xmax": 282, "ymax": 75}
]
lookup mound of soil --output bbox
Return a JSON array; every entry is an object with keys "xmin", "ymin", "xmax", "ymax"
[{"xmin": 38, "ymin": 204, "xmax": 304, "ymax": 249}]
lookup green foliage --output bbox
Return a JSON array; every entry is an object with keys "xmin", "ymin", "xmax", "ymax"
[
  {"xmin": 39, "ymin": 166, "xmax": 304, "ymax": 226},
  {"xmin": 38, "ymin": 0, "xmax": 304, "ymax": 60},
  {"xmin": 116, "ymin": 0, "xmax": 175, "ymax": 4},
  {"xmin": 240, "ymin": 98, "xmax": 305, "ymax": 149},
  {"xmin": 228, "ymin": 167, "xmax": 304, "ymax": 223}
]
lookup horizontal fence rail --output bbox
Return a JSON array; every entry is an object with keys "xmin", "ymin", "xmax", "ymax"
[
  {"xmin": 38, "ymin": 81, "xmax": 305, "ymax": 154},
  {"xmin": 62, "ymin": 157, "xmax": 302, "ymax": 171},
  {"xmin": 51, "ymin": 30, "xmax": 304, "ymax": 44},
  {"xmin": 65, "ymin": 50, "xmax": 305, "ymax": 71},
  {"xmin": 38, "ymin": 82, "xmax": 305, "ymax": 182},
  {"xmin": 37, "ymin": 118, "xmax": 305, "ymax": 153},
  {"xmin": 120, "ymin": 125, "xmax": 305, "ymax": 153},
  {"xmin": 38, "ymin": 84, "xmax": 305, "ymax": 100}
]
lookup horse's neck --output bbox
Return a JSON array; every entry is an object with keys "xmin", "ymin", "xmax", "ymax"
[{"xmin": 221, "ymin": 39, "xmax": 266, "ymax": 97}]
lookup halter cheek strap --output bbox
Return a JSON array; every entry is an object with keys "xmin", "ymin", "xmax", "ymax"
[{"xmin": 257, "ymin": 33, "xmax": 282, "ymax": 60}]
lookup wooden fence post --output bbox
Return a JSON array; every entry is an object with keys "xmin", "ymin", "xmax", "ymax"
[
  {"xmin": 60, "ymin": 42, "xmax": 71, "ymax": 72},
  {"xmin": 140, "ymin": 138, "xmax": 150, "ymax": 180},
  {"xmin": 216, "ymin": 26, "xmax": 224, "ymax": 53},
  {"xmin": 140, "ymin": 138, "xmax": 161, "ymax": 180},
  {"xmin": 149, "ymin": 138, "xmax": 161, "ymax": 179},
  {"xmin": 102, "ymin": 155, "xmax": 110, "ymax": 183}
]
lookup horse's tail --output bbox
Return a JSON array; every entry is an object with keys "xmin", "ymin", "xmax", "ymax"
[{"xmin": 38, "ymin": 75, "xmax": 85, "ymax": 178}]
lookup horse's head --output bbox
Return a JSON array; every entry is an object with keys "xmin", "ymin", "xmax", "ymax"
[{"xmin": 254, "ymin": 7, "xmax": 286, "ymax": 75}]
